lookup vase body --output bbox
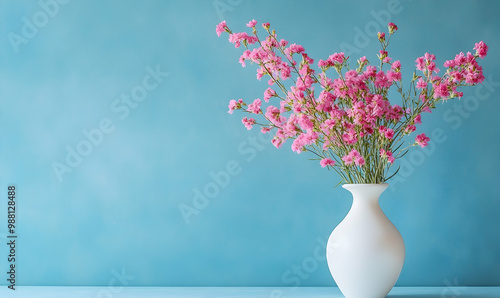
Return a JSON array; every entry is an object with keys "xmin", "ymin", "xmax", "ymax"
[{"xmin": 327, "ymin": 184, "xmax": 405, "ymax": 298}]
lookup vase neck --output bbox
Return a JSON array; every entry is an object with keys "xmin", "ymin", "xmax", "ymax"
[{"xmin": 342, "ymin": 184, "xmax": 388, "ymax": 203}]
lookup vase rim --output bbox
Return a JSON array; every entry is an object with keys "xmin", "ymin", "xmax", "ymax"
[
  {"xmin": 342, "ymin": 183, "xmax": 389, "ymax": 186},
  {"xmin": 342, "ymin": 183, "xmax": 389, "ymax": 190}
]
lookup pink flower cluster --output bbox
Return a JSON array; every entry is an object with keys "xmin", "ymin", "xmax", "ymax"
[
  {"xmin": 217, "ymin": 20, "xmax": 488, "ymax": 183},
  {"xmin": 342, "ymin": 149, "xmax": 365, "ymax": 166},
  {"xmin": 415, "ymin": 49, "xmax": 486, "ymax": 101}
]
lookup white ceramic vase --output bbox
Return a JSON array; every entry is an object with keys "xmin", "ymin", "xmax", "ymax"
[{"xmin": 326, "ymin": 184, "xmax": 405, "ymax": 298}]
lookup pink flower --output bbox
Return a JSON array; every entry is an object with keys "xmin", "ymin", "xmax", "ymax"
[
  {"xmin": 378, "ymin": 32, "xmax": 385, "ymax": 41},
  {"xmin": 355, "ymin": 155, "xmax": 365, "ymax": 166},
  {"xmin": 265, "ymin": 105, "xmax": 282, "ymax": 126},
  {"xmin": 247, "ymin": 98, "xmax": 262, "ymax": 114},
  {"xmin": 216, "ymin": 20, "xmax": 228, "ymax": 37},
  {"xmin": 415, "ymin": 133, "xmax": 430, "ymax": 148},
  {"xmin": 304, "ymin": 131, "xmax": 318, "ymax": 145},
  {"xmin": 433, "ymin": 82, "xmax": 450, "ymax": 99},
  {"xmin": 385, "ymin": 150, "xmax": 395, "ymax": 163},
  {"xmin": 261, "ymin": 127, "xmax": 271, "ymax": 134},
  {"xmin": 380, "ymin": 149, "xmax": 395, "ymax": 163},
  {"xmin": 364, "ymin": 65, "xmax": 377, "ymax": 78},
  {"xmin": 342, "ymin": 149, "xmax": 364, "ymax": 166},
  {"xmin": 342, "ymin": 130, "xmax": 358, "ymax": 145},
  {"xmin": 342, "ymin": 154, "xmax": 354, "ymax": 165},
  {"xmin": 387, "ymin": 151, "xmax": 395, "ymax": 163},
  {"xmin": 474, "ymin": 41, "xmax": 488, "ymax": 59},
  {"xmin": 264, "ymin": 88, "xmax": 277, "ymax": 102},
  {"xmin": 329, "ymin": 52, "xmax": 345, "ymax": 64},
  {"xmin": 285, "ymin": 44, "xmax": 305, "ymax": 56},
  {"xmin": 405, "ymin": 125, "xmax": 416, "ymax": 133},
  {"xmin": 318, "ymin": 59, "xmax": 329, "ymax": 68},
  {"xmin": 246, "ymin": 19, "xmax": 257, "ymax": 28},
  {"xmin": 242, "ymin": 117, "xmax": 256, "ymax": 130},
  {"xmin": 415, "ymin": 57, "xmax": 425, "ymax": 71},
  {"xmin": 239, "ymin": 50, "xmax": 251, "ymax": 67},
  {"xmin": 416, "ymin": 78, "xmax": 427, "ymax": 89},
  {"xmin": 444, "ymin": 59, "xmax": 456, "ymax": 68},
  {"xmin": 262, "ymin": 22, "xmax": 270, "ymax": 29},
  {"xmin": 298, "ymin": 114, "xmax": 314, "ymax": 132},
  {"xmin": 424, "ymin": 53, "xmax": 436, "ymax": 62},
  {"xmin": 454, "ymin": 52, "xmax": 466, "ymax": 65},
  {"xmin": 228, "ymin": 32, "xmax": 257, "ymax": 48},
  {"xmin": 388, "ymin": 22, "xmax": 398, "ymax": 33},
  {"xmin": 384, "ymin": 128, "xmax": 395, "ymax": 139},
  {"xmin": 414, "ymin": 114, "xmax": 422, "ymax": 124},
  {"xmin": 374, "ymin": 70, "xmax": 391, "ymax": 88},
  {"xmin": 451, "ymin": 71, "xmax": 463, "ymax": 82},
  {"xmin": 422, "ymin": 106, "xmax": 432, "ymax": 113},
  {"xmin": 228, "ymin": 99, "xmax": 242, "ymax": 114},
  {"xmin": 320, "ymin": 158, "xmax": 335, "ymax": 168},
  {"xmin": 391, "ymin": 60, "xmax": 401, "ymax": 71},
  {"xmin": 271, "ymin": 137, "xmax": 283, "ymax": 148},
  {"xmin": 387, "ymin": 70, "xmax": 401, "ymax": 82},
  {"xmin": 291, "ymin": 134, "xmax": 307, "ymax": 153}
]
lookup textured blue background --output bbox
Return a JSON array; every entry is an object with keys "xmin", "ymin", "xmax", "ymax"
[{"xmin": 0, "ymin": 0, "xmax": 499, "ymax": 288}]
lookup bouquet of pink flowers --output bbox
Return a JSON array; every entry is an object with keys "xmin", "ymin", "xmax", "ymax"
[{"xmin": 216, "ymin": 20, "xmax": 488, "ymax": 184}]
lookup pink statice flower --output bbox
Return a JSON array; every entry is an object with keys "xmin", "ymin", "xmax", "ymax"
[
  {"xmin": 405, "ymin": 125, "xmax": 416, "ymax": 133},
  {"xmin": 342, "ymin": 153, "xmax": 354, "ymax": 165},
  {"xmin": 247, "ymin": 98, "xmax": 262, "ymax": 114},
  {"xmin": 415, "ymin": 133, "xmax": 430, "ymax": 147},
  {"xmin": 414, "ymin": 114, "xmax": 422, "ymax": 124},
  {"xmin": 378, "ymin": 32, "xmax": 385, "ymax": 41},
  {"xmin": 391, "ymin": 60, "xmax": 401, "ymax": 71},
  {"xmin": 444, "ymin": 59, "xmax": 456, "ymax": 68},
  {"xmin": 264, "ymin": 88, "xmax": 277, "ymax": 102},
  {"xmin": 271, "ymin": 137, "xmax": 283, "ymax": 148},
  {"xmin": 320, "ymin": 158, "xmax": 335, "ymax": 168},
  {"xmin": 242, "ymin": 117, "xmax": 256, "ymax": 130},
  {"xmin": 229, "ymin": 32, "xmax": 257, "ymax": 48},
  {"xmin": 285, "ymin": 44, "xmax": 305, "ymax": 56},
  {"xmin": 388, "ymin": 22, "xmax": 398, "ymax": 33},
  {"xmin": 261, "ymin": 127, "xmax": 271, "ymax": 134},
  {"xmin": 433, "ymin": 82, "xmax": 450, "ymax": 99},
  {"xmin": 380, "ymin": 149, "xmax": 395, "ymax": 164},
  {"xmin": 384, "ymin": 128, "xmax": 395, "ymax": 139},
  {"xmin": 342, "ymin": 149, "xmax": 364, "ymax": 166},
  {"xmin": 228, "ymin": 98, "xmax": 243, "ymax": 114},
  {"xmin": 378, "ymin": 125, "xmax": 394, "ymax": 139},
  {"xmin": 415, "ymin": 56, "xmax": 425, "ymax": 71},
  {"xmin": 387, "ymin": 70, "xmax": 401, "ymax": 82},
  {"xmin": 416, "ymin": 78, "xmax": 427, "ymax": 89},
  {"xmin": 216, "ymin": 20, "xmax": 228, "ymax": 37},
  {"xmin": 246, "ymin": 19, "xmax": 257, "ymax": 28},
  {"xmin": 262, "ymin": 22, "xmax": 270, "ymax": 29},
  {"xmin": 474, "ymin": 41, "xmax": 488, "ymax": 58},
  {"xmin": 355, "ymin": 155, "xmax": 365, "ymax": 166},
  {"xmin": 329, "ymin": 52, "xmax": 345, "ymax": 64},
  {"xmin": 342, "ymin": 129, "xmax": 358, "ymax": 145},
  {"xmin": 298, "ymin": 114, "xmax": 314, "ymax": 132},
  {"xmin": 387, "ymin": 151, "xmax": 395, "ymax": 163}
]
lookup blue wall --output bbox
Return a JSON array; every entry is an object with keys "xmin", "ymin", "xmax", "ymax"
[{"xmin": 0, "ymin": 0, "xmax": 499, "ymax": 288}]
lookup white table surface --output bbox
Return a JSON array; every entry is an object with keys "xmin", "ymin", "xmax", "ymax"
[{"xmin": 0, "ymin": 286, "xmax": 499, "ymax": 297}]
